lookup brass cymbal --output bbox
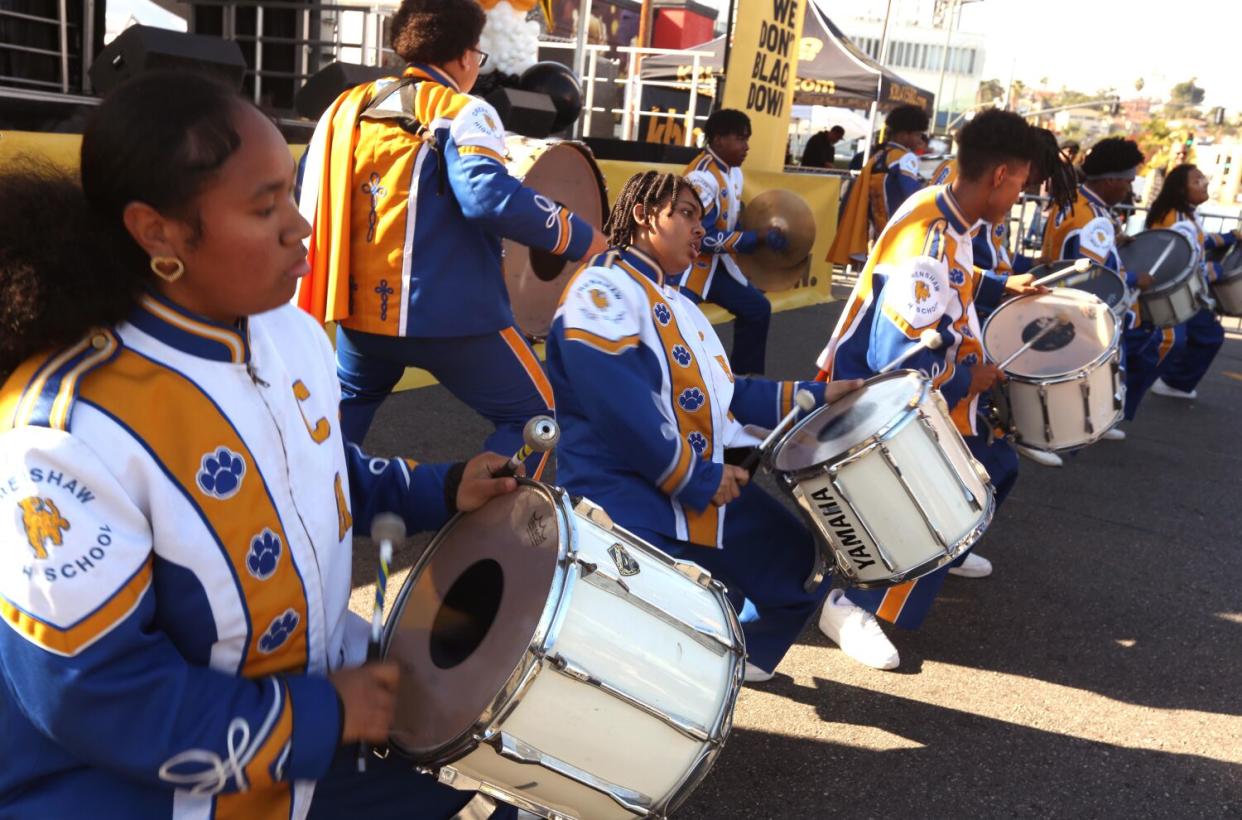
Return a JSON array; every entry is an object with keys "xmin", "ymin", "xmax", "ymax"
[{"xmin": 735, "ymin": 188, "xmax": 816, "ymax": 291}]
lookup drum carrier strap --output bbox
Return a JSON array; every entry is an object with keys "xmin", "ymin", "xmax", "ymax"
[{"xmin": 361, "ymin": 77, "xmax": 451, "ymax": 196}]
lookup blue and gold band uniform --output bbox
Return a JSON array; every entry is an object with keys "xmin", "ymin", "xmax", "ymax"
[
  {"xmin": 828, "ymin": 142, "xmax": 924, "ymax": 265},
  {"xmin": 547, "ymin": 246, "xmax": 828, "ymax": 673},
  {"xmin": 928, "ymin": 158, "xmax": 1012, "ymax": 321},
  {"xmin": 0, "ymin": 295, "xmax": 486, "ymax": 819},
  {"xmin": 297, "ymin": 64, "xmax": 596, "ymax": 476},
  {"xmin": 816, "ymin": 186, "xmax": 1018, "ymax": 630},
  {"xmin": 678, "ymin": 148, "xmax": 772, "ymax": 375}
]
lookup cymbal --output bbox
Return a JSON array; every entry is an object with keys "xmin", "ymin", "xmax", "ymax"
[{"xmin": 736, "ymin": 189, "xmax": 816, "ymax": 291}]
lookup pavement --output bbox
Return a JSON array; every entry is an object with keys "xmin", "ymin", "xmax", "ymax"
[{"xmin": 349, "ymin": 301, "xmax": 1242, "ymax": 819}]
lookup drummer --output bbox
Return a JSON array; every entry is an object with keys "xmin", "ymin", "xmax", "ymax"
[
  {"xmin": 814, "ymin": 110, "xmax": 1041, "ymax": 670},
  {"xmin": 297, "ymin": 0, "xmax": 607, "ymax": 474},
  {"xmin": 0, "ymin": 71, "xmax": 519, "ymax": 818},
  {"xmin": 1041, "ymin": 137, "xmax": 1171, "ymax": 427},
  {"xmin": 1145, "ymin": 164, "xmax": 1239, "ymax": 400},
  {"xmin": 546, "ymin": 171, "xmax": 861, "ymax": 683},
  {"xmin": 680, "ymin": 109, "xmax": 785, "ymax": 375}
]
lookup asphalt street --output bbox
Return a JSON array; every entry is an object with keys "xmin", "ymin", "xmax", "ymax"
[{"xmin": 349, "ymin": 300, "xmax": 1242, "ymax": 819}]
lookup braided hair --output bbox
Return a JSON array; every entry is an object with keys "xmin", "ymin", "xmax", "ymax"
[
  {"xmin": 1146, "ymin": 164, "xmax": 1199, "ymax": 229},
  {"xmin": 604, "ymin": 171, "xmax": 696, "ymax": 249},
  {"xmin": 1031, "ymin": 127, "xmax": 1077, "ymax": 212}
]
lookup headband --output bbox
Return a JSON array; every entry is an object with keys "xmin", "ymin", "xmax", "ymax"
[{"xmin": 1085, "ymin": 167, "xmax": 1138, "ymax": 181}]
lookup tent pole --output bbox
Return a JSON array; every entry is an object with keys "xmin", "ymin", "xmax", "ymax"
[
  {"xmin": 862, "ymin": 0, "xmax": 894, "ymax": 167},
  {"xmin": 716, "ymin": 0, "xmax": 737, "ymax": 111},
  {"xmin": 932, "ymin": 0, "xmax": 956, "ymax": 134}
]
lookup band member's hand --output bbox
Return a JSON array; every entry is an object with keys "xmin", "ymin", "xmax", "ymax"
[
  {"xmin": 763, "ymin": 226, "xmax": 788, "ymax": 251},
  {"xmin": 1136, "ymin": 272, "xmax": 1155, "ymax": 290},
  {"xmin": 584, "ymin": 228, "xmax": 609, "ymax": 259},
  {"xmin": 711, "ymin": 464, "xmax": 750, "ymax": 507},
  {"xmin": 459, "ymin": 451, "xmax": 522, "ymax": 511},
  {"xmin": 1004, "ymin": 273, "xmax": 1049, "ymax": 296},
  {"xmin": 823, "ymin": 378, "xmax": 864, "ymax": 403},
  {"xmin": 330, "ymin": 662, "xmax": 399, "ymax": 744},
  {"xmin": 968, "ymin": 363, "xmax": 1004, "ymax": 395}
]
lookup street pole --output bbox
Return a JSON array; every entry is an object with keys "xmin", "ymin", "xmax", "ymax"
[
  {"xmin": 932, "ymin": 0, "xmax": 956, "ymax": 134},
  {"xmin": 571, "ymin": 0, "xmax": 593, "ymax": 138},
  {"xmin": 716, "ymin": 0, "xmax": 737, "ymax": 111},
  {"xmin": 861, "ymin": 0, "xmax": 894, "ymax": 167}
]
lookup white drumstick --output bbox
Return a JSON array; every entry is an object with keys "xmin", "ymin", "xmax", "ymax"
[
  {"xmin": 1032, "ymin": 257, "xmax": 1093, "ymax": 288},
  {"xmin": 741, "ymin": 389, "xmax": 818, "ymax": 474},
  {"xmin": 1147, "ymin": 238, "xmax": 1177, "ymax": 280},
  {"xmin": 996, "ymin": 310, "xmax": 1070, "ymax": 370},
  {"xmin": 359, "ymin": 513, "xmax": 404, "ymax": 772},
  {"xmin": 878, "ymin": 328, "xmax": 944, "ymax": 374}
]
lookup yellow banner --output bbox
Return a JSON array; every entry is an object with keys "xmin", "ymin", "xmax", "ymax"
[{"xmin": 721, "ymin": 0, "xmax": 808, "ymax": 173}]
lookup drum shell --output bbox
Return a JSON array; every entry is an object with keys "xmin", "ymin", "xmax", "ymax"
[
  {"xmin": 775, "ymin": 374, "xmax": 995, "ymax": 588},
  {"xmin": 383, "ymin": 483, "xmax": 743, "ymax": 819},
  {"xmin": 1000, "ymin": 349, "xmax": 1124, "ymax": 451},
  {"xmin": 1140, "ymin": 270, "xmax": 1207, "ymax": 327},
  {"xmin": 1210, "ymin": 268, "xmax": 1242, "ymax": 316}
]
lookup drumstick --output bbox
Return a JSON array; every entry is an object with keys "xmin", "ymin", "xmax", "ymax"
[
  {"xmin": 358, "ymin": 513, "xmax": 403, "ymax": 773},
  {"xmin": 878, "ymin": 327, "xmax": 945, "ymax": 374},
  {"xmin": 740, "ymin": 388, "xmax": 818, "ymax": 474},
  {"xmin": 493, "ymin": 415, "xmax": 560, "ymax": 478},
  {"xmin": 1033, "ymin": 257, "xmax": 1093, "ymax": 288},
  {"xmin": 995, "ymin": 310, "xmax": 1071, "ymax": 370},
  {"xmin": 1147, "ymin": 238, "xmax": 1177, "ymax": 280}
]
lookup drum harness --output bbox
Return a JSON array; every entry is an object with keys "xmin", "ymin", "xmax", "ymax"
[{"xmin": 362, "ymin": 77, "xmax": 452, "ymax": 196}]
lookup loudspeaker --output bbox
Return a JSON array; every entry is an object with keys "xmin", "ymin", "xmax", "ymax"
[
  {"xmin": 295, "ymin": 61, "xmax": 397, "ymax": 120},
  {"xmin": 89, "ymin": 25, "xmax": 247, "ymax": 95},
  {"xmin": 483, "ymin": 87, "xmax": 558, "ymax": 139}
]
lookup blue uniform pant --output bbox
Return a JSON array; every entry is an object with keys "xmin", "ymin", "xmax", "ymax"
[
  {"xmin": 688, "ymin": 272, "xmax": 772, "ymax": 376},
  {"xmin": 336, "ymin": 327, "xmax": 555, "ymax": 478},
  {"xmin": 631, "ymin": 483, "xmax": 829, "ymax": 674},
  {"xmin": 308, "ymin": 745, "xmax": 517, "ymax": 819},
  {"xmin": 1159, "ymin": 308, "xmax": 1223, "ymax": 392},
  {"xmin": 1121, "ymin": 324, "xmax": 1183, "ymax": 421},
  {"xmin": 846, "ymin": 432, "xmax": 1019, "ymax": 631}
]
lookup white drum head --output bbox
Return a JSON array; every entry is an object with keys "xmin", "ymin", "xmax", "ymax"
[
  {"xmin": 983, "ymin": 291, "xmax": 1116, "ymax": 379},
  {"xmin": 1118, "ymin": 229, "xmax": 1196, "ymax": 291},
  {"xmin": 384, "ymin": 483, "xmax": 563, "ymax": 759},
  {"xmin": 773, "ymin": 371, "xmax": 923, "ymax": 472}
]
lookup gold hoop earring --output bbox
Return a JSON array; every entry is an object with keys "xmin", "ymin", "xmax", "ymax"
[{"xmin": 150, "ymin": 256, "xmax": 185, "ymax": 283}]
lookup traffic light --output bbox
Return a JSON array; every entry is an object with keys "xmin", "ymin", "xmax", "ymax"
[
  {"xmin": 1184, "ymin": 132, "xmax": 1195, "ymax": 150},
  {"xmin": 1213, "ymin": 106, "xmax": 1226, "ymax": 126}
]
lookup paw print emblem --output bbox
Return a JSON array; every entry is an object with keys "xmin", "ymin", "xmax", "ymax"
[
  {"xmin": 962, "ymin": 353, "xmax": 979, "ymax": 366},
  {"xmin": 653, "ymin": 303, "xmax": 672, "ymax": 326},
  {"xmin": 246, "ymin": 529, "xmax": 282, "ymax": 581},
  {"xmin": 949, "ymin": 267, "xmax": 966, "ymax": 286},
  {"xmin": 671, "ymin": 344, "xmax": 692, "ymax": 367},
  {"xmin": 688, "ymin": 431, "xmax": 708, "ymax": 454},
  {"xmin": 257, "ymin": 609, "xmax": 300, "ymax": 654},
  {"xmin": 678, "ymin": 387, "xmax": 705, "ymax": 412},
  {"xmin": 196, "ymin": 447, "xmax": 246, "ymax": 500}
]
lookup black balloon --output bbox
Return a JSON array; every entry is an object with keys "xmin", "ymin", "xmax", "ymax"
[{"xmin": 518, "ymin": 61, "xmax": 582, "ymax": 134}]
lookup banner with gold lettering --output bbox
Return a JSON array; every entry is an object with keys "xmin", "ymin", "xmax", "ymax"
[{"xmin": 721, "ymin": 0, "xmax": 808, "ymax": 173}]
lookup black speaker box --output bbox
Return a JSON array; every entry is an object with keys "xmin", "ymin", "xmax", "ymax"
[
  {"xmin": 585, "ymin": 137, "xmax": 699, "ymax": 165},
  {"xmin": 89, "ymin": 25, "xmax": 247, "ymax": 95},
  {"xmin": 484, "ymin": 87, "xmax": 558, "ymax": 139},
  {"xmin": 295, "ymin": 61, "xmax": 396, "ymax": 120}
]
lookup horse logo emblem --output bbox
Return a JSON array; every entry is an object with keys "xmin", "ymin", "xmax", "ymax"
[
  {"xmin": 914, "ymin": 280, "xmax": 931, "ymax": 303},
  {"xmin": 18, "ymin": 496, "xmax": 70, "ymax": 560},
  {"xmin": 589, "ymin": 288, "xmax": 610, "ymax": 310}
]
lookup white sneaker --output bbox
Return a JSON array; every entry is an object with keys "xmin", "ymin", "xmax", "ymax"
[
  {"xmin": 1102, "ymin": 427, "xmax": 1126, "ymax": 441},
  {"xmin": 947, "ymin": 552, "xmax": 993, "ymax": 578},
  {"xmin": 743, "ymin": 662, "xmax": 774, "ymax": 683},
  {"xmin": 1016, "ymin": 444, "xmax": 1063, "ymax": 467},
  {"xmin": 1150, "ymin": 378, "xmax": 1197, "ymax": 400},
  {"xmin": 818, "ymin": 589, "xmax": 900, "ymax": 670}
]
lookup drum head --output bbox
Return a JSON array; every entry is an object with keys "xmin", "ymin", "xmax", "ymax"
[
  {"xmin": 772, "ymin": 371, "xmax": 923, "ymax": 472},
  {"xmin": 1118, "ymin": 229, "xmax": 1195, "ymax": 290},
  {"xmin": 982, "ymin": 290, "xmax": 1116, "ymax": 379},
  {"xmin": 384, "ymin": 483, "xmax": 564, "ymax": 759},
  {"xmin": 1221, "ymin": 244, "xmax": 1242, "ymax": 277},
  {"xmin": 1029, "ymin": 260, "xmax": 1127, "ymax": 310},
  {"xmin": 503, "ymin": 138, "xmax": 608, "ymax": 339}
]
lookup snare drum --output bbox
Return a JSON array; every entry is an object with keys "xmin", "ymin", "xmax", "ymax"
[
  {"xmin": 1028, "ymin": 259, "xmax": 1129, "ymax": 316},
  {"xmin": 1119, "ymin": 229, "xmax": 1204, "ymax": 327},
  {"xmin": 1211, "ymin": 244, "xmax": 1242, "ymax": 316},
  {"xmin": 770, "ymin": 371, "xmax": 995, "ymax": 588},
  {"xmin": 382, "ymin": 480, "xmax": 744, "ymax": 820},
  {"xmin": 982, "ymin": 290, "xmax": 1123, "ymax": 452}
]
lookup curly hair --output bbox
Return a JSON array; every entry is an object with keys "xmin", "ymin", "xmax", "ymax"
[
  {"xmin": 0, "ymin": 71, "xmax": 251, "ymax": 382},
  {"xmin": 1081, "ymin": 137, "xmax": 1144, "ymax": 178},
  {"xmin": 1146, "ymin": 164, "xmax": 1198, "ymax": 229},
  {"xmin": 885, "ymin": 104, "xmax": 929, "ymax": 135},
  {"xmin": 956, "ymin": 108, "xmax": 1034, "ymax": 181},
  {"xmin": 704, "ymin": 109, "xmax": 751, "ymax": 141},
  {"xmin": 604, "ymin": 172, "xmax": 697, "ymax": 250},
  {"xmin": 390, "ymin": 0, "xmax": 486, "ymax": 66}
]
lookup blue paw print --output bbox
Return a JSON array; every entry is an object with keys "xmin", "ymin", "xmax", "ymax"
[
  {"xmin": 678, "ymin": 387, "xmax": 705, "ymax": 412},
  {"xmin": 688, "ymin": 431, "xmax": 708, "ymax": 454},
  {"xmin": 653, "ymin": 303, "xmax": 672, "ymax": 325},
  {"xmin": 671, "ymin": 344, "xmax": 692, "ymax": 367},
  {"xmin": 962, "ymin": 353, "xmax": 979, "ymax": 366},
  {"xmin": 949, "ymin": 267, "xmax": 966, "ymax": 286},
  {"xmin": 246, "ymin": 529, "xmax": 282, "ymax": 581},
  {"xmin": 197, "ymin": 447, "xmax": 246, "ymax": 499},
  {"xmin": 257, "ymin": 609, "xmax": 300, "ymax": 654}
]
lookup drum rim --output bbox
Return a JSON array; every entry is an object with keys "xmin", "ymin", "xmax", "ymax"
[
  {"xmin": 770, "ymin": 370, "xmax": 930, "ymax": 474},
  {"xmin": 1121, "ymin": 229, "xmax": 1197, "ymax": 295},
  {"xmin": 981, "ymin": 291, "xmax": 1122, "ymax": 380},
  {"xmin": 1212, "ymin": 265, "xmax": 1242, "ymax": 285}
]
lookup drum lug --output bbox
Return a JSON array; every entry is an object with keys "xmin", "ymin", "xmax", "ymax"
[
  {"xmin": 879, "ymin": 442, "xmax": 950, "ymax": 554},
  {"xmin": 1078, "ymin": 375, "xmax": 1094, "ymax": 436},
  {"xmin": 1037, "ymin": 384, "xmax": 1053, "ymax": 445},
  {"xmin": 572, "ymin": 496, "xmax": 615, "ymax": 531}
]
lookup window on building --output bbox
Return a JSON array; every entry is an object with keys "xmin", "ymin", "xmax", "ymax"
[{"xmin": 966, "ymin": 48, "xmax": 976, "ymax": 74}]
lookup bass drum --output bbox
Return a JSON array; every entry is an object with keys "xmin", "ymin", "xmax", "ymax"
[{"xmin": 503, "ymin": 136, "xmax": 609, "ymax": 339}]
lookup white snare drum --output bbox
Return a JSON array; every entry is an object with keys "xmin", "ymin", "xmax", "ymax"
[
  {"xmin": 1028, "ymin": 260, "xmax": 1130, "ymax": 318},
  {"xmin": 1119, "ymin": 229, "xmax": 1204, "ymax": 327},
  {"xmin": 770, "ymin": 371, "xmax": 995, "ymax": 588},
  {"xmin": 982, "ymin": 290, "xmax": 1123, "ymax": 452},
  {"xmin": 382, "ymin": 481, "xmax": 744, "ymax": 820},
  {"xmin": 1211, "ymin": 244, "xmax": 1242, "ymax": 316}
]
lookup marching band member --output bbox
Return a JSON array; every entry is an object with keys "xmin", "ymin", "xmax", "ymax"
[
  {"xmin": 814, "ymin": 110, "xmax": 1041, "ymax": 670},
  {"xmin": 0, "ymin": 72, "xmax": 518, "ymax": 819},
  {"xmin": 1145, "ymin": 163, "xmax": 1237, "ymax": 400},
  {"xmin": 297, "ymin": 0, "xmax": 607, "ymax": 477},
  {"xmin": 1042, "ymin": 137, "xmax": 1171, "ymax": 429},
  {"xmin": 828, "ymin": 104, "xmax": 930, "ymax": 267},
  {"xmin": 680, "ymin": 109, "xmax": 784, "ymax": 375},
  {"xmin": 547, "ymin": 171, "xmax": 861, "ymax": 683}
]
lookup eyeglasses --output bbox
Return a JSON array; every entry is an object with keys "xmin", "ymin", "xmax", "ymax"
[{"xmin": 471, "ymin": 48, "xmax": 489, "ymax": 68}]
